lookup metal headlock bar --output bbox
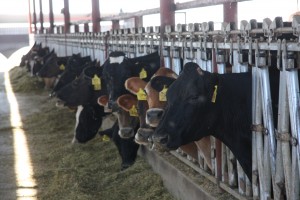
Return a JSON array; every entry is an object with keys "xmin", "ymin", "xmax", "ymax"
[{"xmin": 34, "ymin": 15, "xmax": 300, "ymax": 200}]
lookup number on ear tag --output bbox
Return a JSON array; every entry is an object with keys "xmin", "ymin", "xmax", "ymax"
[
  {"xmin": 159, "ymin": 85, "xmax": 168, "ymax": 101},
  {"xmin": 129, "ymin": 105, "xmax": 138, "ymax": 117},
  {"xmin": 92, "ymin": 74, "xmax": 101, "ymax": 90},
  {"xmin": 59, "ymin": 64, "xmax": 65, "ymax": 70},
  {"xmin": 139, "ymin": 68, "xmax": 147, "ymax": 79},
  {"xmin": 137, "ymin": 88, "xmax": 147, "ymax": 100},
  {"xmin": 102, "ymin": 134, "xmax": 110, "ymax": 142}
]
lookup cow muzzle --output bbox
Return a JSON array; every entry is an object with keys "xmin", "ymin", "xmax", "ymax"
[
  {"xmin": 146, "ymin": 108, "xmax": 164, "ymax": 127},
  {"xmin": 150, "ymin": 134, "xmax": 170, "ymax": 152},
  {"xmin": 118, "ymin": 127, "xmax": 135, "ymax": 138},
  {"xmin": 135, "ymin": 128, "xmax": 154, "ymax": 145}
]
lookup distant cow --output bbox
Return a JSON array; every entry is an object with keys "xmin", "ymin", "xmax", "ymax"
[
  {"xmin": 55, "ymin": 63, "xmax": 108, "ymax": 143},
  {"xmin": 51, "ymin": 54, "xmax": 92, "ymax": 95}
]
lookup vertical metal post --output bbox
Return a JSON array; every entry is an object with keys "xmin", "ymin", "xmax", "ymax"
[
  {"xmin": 283, "ymin": 40, "xmax": 300, "ymax": 200},
  {"xmin": 39, "ymin": 0, "xmax": 44, "ymax": 33},
  {"xmin": 160, "ymin": 0, "xmax": 175, "ymax": 68},
  {"xmin": 63, "ymin": 0, "xmax": 70, "ymax": 34},
  {"xmin": 32, "ymin": 0, "xmax": 37, "ymax": 34},
  {"xmin": 49, "ymin": 0, "xmax": 54, "ymax": 33},
  {"xmin": 92, "ymin": 0, "xmax": 100, "ymax": 32},
  {"xmin": 223, "ymin": 2, "xmax": 237, "ymax": 25},
  {"xmin": 28, "ymin": 0, "xmax": 33, "ymax": 34}
]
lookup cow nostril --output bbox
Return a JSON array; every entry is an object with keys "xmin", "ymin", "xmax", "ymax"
[
  {"xmin": 152, "ymin": 134, "xmax": 168, "ymax": 145},
  {"xmin": 156, "ymin": 110, "xmax": 164, "ymax": 118}
]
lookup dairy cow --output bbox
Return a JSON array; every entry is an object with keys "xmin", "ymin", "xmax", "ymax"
[
  {"xmin": 51, "ymin": 54, "xmax": 92, "ymax": 96},
  {"xmin": 55, "ymin": 63, "xmax": 107, "ymax": 143},
  {"xmin": 102, "ymin": 51, "xmax": 161, "ymax": 110},
  {"xmin": 56, "ymin": 63, "xmax": 139, "ymax": 170},
  {"xmin": 151, "ymin": 62, "xmax": 264, "ymax": 180},
  {"xmin": 122, "ymin": 78, "xmax": 152, "ymax": 145},
  {"xmin": 101, "ymin": 51, "xmax": 160, "ymax": 143},
  {"xmin": 147, "ymin": 73, "xmax": 212, "ymax": 170}
]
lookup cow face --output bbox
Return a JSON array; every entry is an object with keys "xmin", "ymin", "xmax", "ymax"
[
  {"xmin": 38, "ymin": 51, "xmax": 60, "ymax": 78},
  {"xmin": 102, "ymin": 51, "xmax": 131, "ymax": 110},
  {"xmin": 73, "ymin": 104, "xmax": 104, "ymax": 143},
  {"xmin": 124, "ymin": 77, "xmax": 154, "ymax": 145},
  {"xmin": 103, "ymin": 51, "xmax": 161, "ymax": 111},
  {"xmin": 51, "ymin": 56, "xmax": 94, "ymax": 96},
  {"xmin": 145, "ymin": 76, "xmax": 176, "ymax": 127},
  {"xmin": 116, "ymin": 94, "xmax": 140, "ymax": 139},
  {"xmin": 56, "ymin": 63, "xmax": 105, "ymax": 107},
  {"xmin": 152, "ymin": 62, "xmax": 214, "ymax": 150}
]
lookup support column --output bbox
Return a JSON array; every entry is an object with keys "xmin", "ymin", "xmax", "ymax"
[
  {"xmin": 160, "ymin": 0, "xmax": 175, "ymax": 65},
  {"xmin": 134, "ymin": 16, "xmax": 143, "ymax": 28},
  {"xmin": 74, "ymin": 24, "xmax": 79, "ymax": 33},
  {"xmin": 63, "ymin": 0, "xmax": 70, "ymax": 33},
  {"xmin": 160, "ymin": 0, "xmax": 175, "ymax": 38},
  {"xmin": 28, "ymin": 0, "xmax": 32, "ymax": 33},
  {"xmin": 112, "ymin": 20, "xmax": 120, "ymax": 30},
  {"xmin": 223, "ymin": 2, "xmax": 237, "ymax": 24},
  {"xmin": 84, "ymin": 23, "xmax": 89, "ymax": 33},
  {"xmin": 49, "ymin": 0, "xmax": 54, "ymax": 33},
  {"xmin": 92, "ymin": 0, "xmax": 100, "ymax": 32},
  {"xmin": 39, "ymin": 0, "xmax": 44, "ymax": 33},
  {"xmin": 32, "ymin": 0, "xmax": 37, "ymax": 33}
]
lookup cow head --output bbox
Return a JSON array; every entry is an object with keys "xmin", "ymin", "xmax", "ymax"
[
  {"xmin": 37, "ymin": 50, "xmax": 60, "ymax": 78},
  {"xmin": 102, "ymin": 51, "xmax": 161, "ymax": 111},
  {"xmin": 124, "ymin": 77, "xmax": 153, "ymax": 145},
  {"xmin": 152, "ymin": 62, "xmax": 216, "ymax": 150},
  {"xmin": 51, "ymin": 55, "xmax": 93, "ymax": 97},
  {"xmin": 56, "ymin": 62, "xmax": 105, "ymax": 107},
  {"xmin": 145, "ymin": 75, "xmax": 177, "ymax": 127},
  {"xmin": 73, "ymin": 104, "xmax": 105, "ymax": 143},
  {"xmin": 102, "ymin": 51, "xmax": 131, "ymax": 110},
  {"xmin": 116, "ymin": 94, "xmax": 140, "ymax": 139}
]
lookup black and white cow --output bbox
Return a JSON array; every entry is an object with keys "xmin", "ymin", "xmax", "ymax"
[{"xmin": 56, "ymin": 63, "xmax": 139, "ymax": 171}]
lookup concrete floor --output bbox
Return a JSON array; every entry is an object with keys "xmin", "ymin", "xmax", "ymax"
[{"xmin": 0, "ymin": 51, "xmax": 38, "ymax": 200}]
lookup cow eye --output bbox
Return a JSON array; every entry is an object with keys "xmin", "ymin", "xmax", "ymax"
[
  {"xmin": 188, "ymin": 96, "xmax": 200, "ymax": 104},
  {"xmin": 73, "ymin": 80, "xmax": 79, "ymax": 86}
]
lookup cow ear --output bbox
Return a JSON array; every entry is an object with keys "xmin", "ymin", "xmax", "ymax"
[
  {"xmin": 150, "ymin": 76, "xmax": 176, "ymax": 92},
  {"xmin": 154, "ymin": 67, "xmax": 179, "ymax": 79},
  {"xmin": 97, "ymin": 95, "xmax": 109, "ymax": 106},
  {"xmin": 125, "ymin": 77, "xmax": 147, "ymax": 95},
  {"xmin": 117, "ymin": 94, "xmax": 137, "ymax": 112},
  {"xmin": 183, "ymin": 62, "xmax": 203, "ymax": 75}
]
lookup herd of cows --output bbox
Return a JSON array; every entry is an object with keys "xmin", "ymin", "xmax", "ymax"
[{"xmin": 17, "ymin": 41, "xmax": 283, "ymax": 184}]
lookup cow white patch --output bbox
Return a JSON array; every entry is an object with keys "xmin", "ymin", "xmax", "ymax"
[
  {"xmin": 109, "ymin": 56, "xmax": 124, "ymax": 64},
  {"xmin": 73, "ymin": 105, "xmax": 83, "ymax": 143}
]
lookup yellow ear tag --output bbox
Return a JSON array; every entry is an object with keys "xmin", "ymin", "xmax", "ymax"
[
  {"xmin": 211, "ymin": 85, "xmax": 218, "ymax": 103},
  {"xmin": 92, "ymin": 74, "xmax": 101, "ymax": 90},
  {"xmin": 137, "ymin": 88, "xmax": 147, "ymax": 100},
  {"xmin": 159, "ymin": 85, "xmax": 168, "ymax": 102},
  {"xmin": 139, "ymin": 68, "xmax": 147, "ymax": 79},
  {"xmin": 129, "ymin": 105, "xmax": 138, "ymax": 117},
  {"xmin": 102, "ymin": 134, "xmax": 110, "ymax": 142},
  {"xmin": 59, "ymin": 64, "xmax": 65, "ymax": 70}
]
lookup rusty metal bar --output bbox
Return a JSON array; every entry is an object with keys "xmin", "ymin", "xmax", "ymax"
[
  {"xmin": 91, "ymin": 0, "xmax": 100, "ymax": 32},
  {"xmin": 49, "ymin": 0, "xmax": 54, "ymax": 33}
]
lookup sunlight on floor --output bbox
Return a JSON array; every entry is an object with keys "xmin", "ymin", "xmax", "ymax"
[{"xmin": 4, "ymin": 71, "xmax": 37, "ymax": 199}]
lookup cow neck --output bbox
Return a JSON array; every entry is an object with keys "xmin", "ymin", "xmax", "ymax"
[{"xmin": 204, "ymin": 72, "xmax": 252, "ymax": 181}]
